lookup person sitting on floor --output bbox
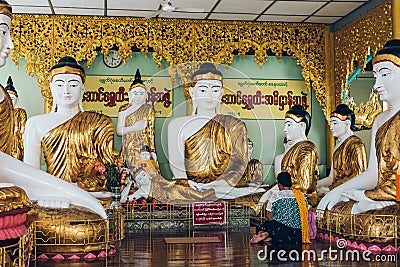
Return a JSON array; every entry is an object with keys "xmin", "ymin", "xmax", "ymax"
[{"xmin": 250, "ymin": 172, "xmax": 310, "ymax": 245}]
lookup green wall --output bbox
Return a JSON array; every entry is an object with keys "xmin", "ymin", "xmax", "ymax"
[{"xmin": 0, "ymin": 52, "xmax": 328, "ymax": 184}]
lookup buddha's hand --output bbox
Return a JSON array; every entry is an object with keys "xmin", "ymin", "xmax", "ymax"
[
  {"xmin": 37, "ymin": 196, "xmax": 71, "ymax": 208},
  {"xmin": 188, "ymin": 180, "xmax": 203, "ymax": 191},
  {"xmin": 317, "ymin": 186, "xmax": 345, "ymax": 213},
  {"xmin": 317, "ymin": 186, "xmax": 330, "ymax": 197},
  {"xmin": 132, "ymin": 120, "xmax": 148, "ymax": 131}
]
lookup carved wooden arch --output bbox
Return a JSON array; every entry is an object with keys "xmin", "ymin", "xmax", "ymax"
[{"xmin": 10, "ymin": 15, "xmax": 330, "ymax": 119}]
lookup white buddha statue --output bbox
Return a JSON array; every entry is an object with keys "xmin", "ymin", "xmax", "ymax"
[
  {"xmin": 0, "ymin": 0, "xmax": 105, "ymax": 222},
  {"xmin": 317, "ymin": 104, "xmax": 367, "ymax": 196},
  {"xmin": 318, "ymin": 40, "xmax": 400, "ymax": 215},
  {"xmin": 258, "ymin": 105, "xmax": 319, "ymax": 212},
  {"xmin": 168, "ymin": 62, "xmax": 265, "ymax": 199},
  {"xmin": 117, "ymin": 68, "xmax": 157, "ymax": 167},
  {"xmin": 24, "ymin": 56, "xmax": 115, "ymax": 198}
]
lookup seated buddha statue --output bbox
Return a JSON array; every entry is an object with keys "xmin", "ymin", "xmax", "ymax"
[
  {"xmin": 317, "ymin": 104, "xmax": 367, "ymax": 196},
  {"xmin": 237, "ymin": 138, "xmax": 263, "ymax": 187},
  {"xmin": 258, "ymin": 105, "xmax": 319, "ymax": 210},
  {"xmin": 168, "ymin": 62, "xmax": 265, "ymax": 199},
  {"xmin": 317, "ymin": 40, "xmax": 400, "ymax": 243},
  {"xmin": 117, "ymin": 68, "xmax": 158, "ymax": 167},
  {"xmin": 23, "ymin": 56, "xmax": 115, "ymax": 197},
  {"xmin": 0, "ymin": 2, "xmax": 108, "ymax": 255},
  {"xmin": 5, "ymin": 76, "xmax": 27, "ymax": 161}
]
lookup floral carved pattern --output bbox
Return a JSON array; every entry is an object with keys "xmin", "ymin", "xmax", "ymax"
[{"xmin": 11, "ymin": 15, "xmax": 329, "ymax": 118}]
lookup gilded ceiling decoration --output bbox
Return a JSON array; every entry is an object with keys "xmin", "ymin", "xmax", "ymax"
[{"xmin": 10, "ymin": 15, "xmax": 329, "ymax": 118}]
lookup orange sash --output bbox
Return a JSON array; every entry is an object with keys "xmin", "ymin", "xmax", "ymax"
[{"xmin": 292, "ymin": 188, "xmax": 310, "ymax": 243}]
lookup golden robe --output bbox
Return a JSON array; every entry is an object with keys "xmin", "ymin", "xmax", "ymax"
[
  {"xmin": 365, "ymin": 110, "xmax": 400, "ymax": 200},
  {"xmin": 0, "ymin": 85, "xmax": 13, "ymax": 155},
  {"xmin": 120, "ymin": 103, "xmax": 156, "ymax": 167},
  {"xmin": 281, "ymin": 140, "xmax": 319, "ymax": 207},
  {"xmin": 11, "ymin": 108, "xmax": 27, "ymax": 161},
  {"xmin": 41, "ymin": 111, "xmax": 114, "ymax": 192},
  {"xmin": 325, "ymin": 111, "xmax": 400, "ymax": 242},
  {"xmin": 185, "ymin": 114, "xmax": 248, "ymax": 187},
  {"xmin": 330, "ymin": 135, "xmax": 367, "ymax": 190},
  {"xmin": 150, "ymin": 174, "xmax": 217, "ymax": 203},
  {"xmin": 237, "ymin": 159, "xmax": 263, "ymax": 187}
]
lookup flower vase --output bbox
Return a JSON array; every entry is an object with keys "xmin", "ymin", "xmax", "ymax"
[{"xmin": 109, "ymin": 186, "xmax": 122, "ymax": 210}]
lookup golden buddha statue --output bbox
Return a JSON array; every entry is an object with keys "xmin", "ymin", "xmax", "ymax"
[
  {"xmin": 258, "ymin": 105, "xmax": 319, "ymax": 210},
  {"xmin": 237, "ymin": 138, "xmax": 263, "ymax": 187},
  {"xmin": 5, "ymin": 76, "xmax": 27, "ymax": 161},
  {"xmin": 168, "ymin": 63, "xmax": 265, "ymax": 200},
  {"xmin": 317, "ymin": 104, "xmax": 367, "ymax": 196},
  {"xmin": 318, "ymin": 40, "xmax": 400, "ymax": 243},
  {"xmin": 117, "ymin": 68, "xmax": 158, "ymax": 168},
  {"xmin": 24, "ymin": 56, "xmax": 114, "ymax": 194}
]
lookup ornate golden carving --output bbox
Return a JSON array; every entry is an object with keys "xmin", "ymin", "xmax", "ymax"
[
  {"xmin": 334, "ymin": 1, "xmax": 392, "ymax": 122},
  {"xmin": 11, "ymin": 16, "xmax": 329, "ymax": 118}
]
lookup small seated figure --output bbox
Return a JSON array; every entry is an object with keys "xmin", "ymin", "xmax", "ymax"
[
  {"xmin": 250, "ymin": 172, "xmax": 310, "ymax": 245},
  {"xmin": 136, "ymin": 145, "xmax": 158, "ymax": 178},
  {"xmin": 127, "ymin": 168, "xmax": 216, "ymax": 204},
  {"xmin": 117, "ymin": 69, "xmax": 158, "ymax": 167},
  {"xmin": 237, "ymin": 138, "xmax": 263, "ymax": 187},
  {"xmin": 23, "ymin": 56, "xmax": 114, "ymax": 196},
  {"xmin": 317, "ymin": 104, "xmax": 367, "ymax": 196},
  {"xmin": 318, "ymin": 40, "xmax": 400, "ymax": 242},
  {"xmin": 258, "ymin": 105, "xmax": 319, "ymax": 210},
  {"xmin": 5, "ymin": 76, "xmax": 27, "ymax": 161},
  {"xmin": 168, "ymin": 62, "xmax": 265, "ymax": 199}
]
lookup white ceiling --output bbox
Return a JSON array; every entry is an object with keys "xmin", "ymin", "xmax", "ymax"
[{"xmin": 9, "ymin": 0, "xmax": 372, "ymax": 25}]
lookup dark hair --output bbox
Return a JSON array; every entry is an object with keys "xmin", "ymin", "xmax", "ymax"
[
  {"xmin": 130, "ymin": 68, "xmax": 146, "ymax": 89},
  {"xmin": 141, "ymin": 145, "xmax": 150, "ymax": 152},
  {"xmin": 286, "ymin": 105, "xmax": 311, "ymax": 136},
  {"xmin": 375, "ymin": 39, "xmax": 400, "ymax": 60},
  {"xmin": 50, "ymin": 56, "xmax": 85, "ymax": 74},
  {"xmin": 277, "ymin": 172, "xmax": 292, "ymax": 187},
  {"xmin": 191, "ymin": 62, "xmax": 223, "ymax": 81},
  {"xmin": 331, "ymin": 104, "xmax": 355, "ymax": 130}
]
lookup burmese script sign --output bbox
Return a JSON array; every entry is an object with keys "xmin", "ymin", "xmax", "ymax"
[
  {"xmin": 193, "ymin": 202, "xmax": 226, "ymax": 225},
  {"xmin": 83, "ymin": 75, "xmax": 173, "ymax": 117},
  {"xmin": 220, "ymin": 79, "xmax": 311, "ymax": 119}
]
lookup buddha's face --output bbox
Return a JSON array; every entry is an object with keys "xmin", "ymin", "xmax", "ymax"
[
  {"xmin": 129, "ymin": 86, "xmax": 147, "ymax": 106},
  {"xmin": 50, "ymin": 73, "xmax": 84, "ymax": 109},
  {"xmin": 284, "ymin": 118, "xmax": 305, "ymax": 142},
  {"xmin": 330, "ymin": 117, "xmax": 348, "ymax": 138},
  {"xmin": 140, "ymin": 151, "xmax": 151, "ymax": 161},
  {"xmin": 135, "ymin": 169, "xmax": 151, "ymax": 185},
  {"xmin": 248, "ymin": 144, "xmax": 253, "ymax": 160},
  {"xmin": 373, "ymin": 60, "xmax": 400, "ymax": 103},
  {"xmin": 190, "ymin": 80, "xmax": 223, "ymax": 112},
  {"xmin": 8, "ymin": 92, "xmax": 17, "ymax": 107},
  {"xmin": 0, "ymin": 14, "xmax": 13, "ymax": 68}
]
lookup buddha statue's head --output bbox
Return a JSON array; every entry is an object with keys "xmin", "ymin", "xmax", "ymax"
[
  {"xmin": 284, "ymin": 105, "xmax": 311, "ymax": 142},
  {"xmin": 128, "ymin": 68, "xmax": 147, "ymax": 107},
  {"xmin": 330, "ymin": 104, "xmax": 354, "ymax": 138},
  {"xmin": 5, "ymin": 76, "xmax": 17, "ymax": 107},
  {"xmin": 189, "ymin": 62, "xmax": 224, "ymax": 115},
  {"xmin": 49, "ymin": 56, "xmax": 85, "ymax": 113},
  {"xmin": 0, "ymin": 0, "xmax": 13, "ymax": 68},
  {"xmin": 133, "ymin": 167, "xmax": 151, "ymax": 186},
  {"xmin": 372, "ymin": 39, "xmax": 400, "ymax": 103}
]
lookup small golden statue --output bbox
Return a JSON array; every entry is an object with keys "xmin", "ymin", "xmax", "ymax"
[{"xmin": 5, "ymin": 76, "xmax": 27, "ymax": 161}]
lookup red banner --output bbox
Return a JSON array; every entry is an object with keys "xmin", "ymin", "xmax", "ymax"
[{"xmin": 193, "ymin": 202, "xmax": 226, "ymax": 225}]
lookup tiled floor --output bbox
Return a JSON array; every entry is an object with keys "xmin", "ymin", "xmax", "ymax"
[{"xmin": 31, "ymin": 228, "xmax": 398, "ymax": 267}]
